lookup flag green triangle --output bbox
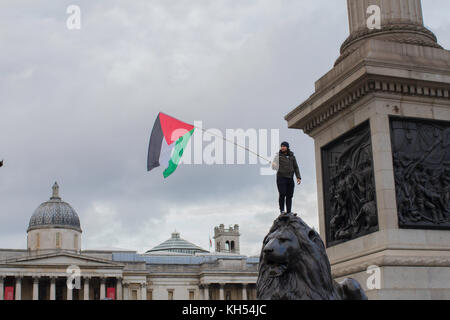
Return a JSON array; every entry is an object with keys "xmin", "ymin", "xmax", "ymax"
[{"xmin": 163, "ymin": 128, "xmax": 195, "ymax": 178}]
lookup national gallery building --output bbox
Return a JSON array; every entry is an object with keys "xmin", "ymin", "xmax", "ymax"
[{"xmin": 0, "ymin": 183, "xmax": 258, "ymax": 300}]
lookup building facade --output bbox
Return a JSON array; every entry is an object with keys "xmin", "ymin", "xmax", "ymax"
[{"xmin": 0, "ymin": 183, "xmax": 258, "ymax": 300}]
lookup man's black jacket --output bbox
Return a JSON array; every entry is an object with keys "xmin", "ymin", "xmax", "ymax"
[{"xmin": 275, "ymin": 150, "xmax": 301, "ymax": 180}]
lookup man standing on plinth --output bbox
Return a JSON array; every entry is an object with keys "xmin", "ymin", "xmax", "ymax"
[{"xmin": 272, "ymin": 142, "xmax": 301, "ymax": 214}]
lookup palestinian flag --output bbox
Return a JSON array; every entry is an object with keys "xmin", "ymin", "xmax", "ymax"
[{"xmin": 147, "ymin": 112, "xmax": 195, "ymax": 178}]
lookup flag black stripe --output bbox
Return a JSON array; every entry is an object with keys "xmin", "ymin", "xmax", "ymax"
[{"xmin": 147, "ymin": 114, "xmax": 164, "ymax": 171}]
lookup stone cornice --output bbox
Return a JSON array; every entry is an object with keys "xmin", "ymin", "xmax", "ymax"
[
  {"xmin": 0, "ymin": 250, "xmax": 125, "ymax": 268},
  {"xmin": 332, "ymin": 255, "xmax": 450, "ymax": 278},
  {"xmin": 286, "ymin": 69, "xmax": 450, "ymax": 137},
  {"xmin": 341, "ymin": 23, "xmax": 438, "ymax": 53},
  {"xmin": 305, "ymin": 76, "xmax": 450, "ymax": 135},
  {"xmin": 336, "ymin": 22, "xmax": 442, "ymax": 66}
]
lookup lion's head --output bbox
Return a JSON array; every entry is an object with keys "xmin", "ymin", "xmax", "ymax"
[{"xmin": 256, "ymin": 213, "xmax": 367, "ymax": 300}]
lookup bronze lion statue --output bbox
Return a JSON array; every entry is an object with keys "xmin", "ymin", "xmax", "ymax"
[{"xmin": 256, "ymin": 213, "xmax": 367, "ymax": 300}]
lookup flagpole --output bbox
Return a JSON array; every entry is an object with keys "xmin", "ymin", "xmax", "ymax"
[{"xmin": 194, "ymin": 126, "xmax": 272, "ymax": 164}]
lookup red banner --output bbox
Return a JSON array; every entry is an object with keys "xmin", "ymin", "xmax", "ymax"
[
  {"xmin": 4, "ymin": 286, "xmax": 14, "ymax": 300},
  {"xmin": 106, "ymin": 287, "xmax": 115, "ymax": 300}
]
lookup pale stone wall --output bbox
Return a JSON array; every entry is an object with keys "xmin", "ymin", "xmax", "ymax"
[
  {"xmin": 150, "ymin": 279, "xmax": 199, "ymax": 300},
  {"xmin": 27, "ymin": 228, "xmax": 81, "ymax": 252},
  {"xmin": 313, "ymin": 92, "xmax": 450, "ymax": 245},
  {"xmin": 335, "ymin": 265, "xmax": 450, "ymax": 300}
]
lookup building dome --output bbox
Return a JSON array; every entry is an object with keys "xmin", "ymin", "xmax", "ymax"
[
  {"xmin": 146, "ymin": 231, "xmax": 208, "ymax": 255},
  {"xmin": 27, "ymin": 182, "xmax": 82, "ymax": 233}
]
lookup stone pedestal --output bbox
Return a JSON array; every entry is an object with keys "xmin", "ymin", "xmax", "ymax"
[{"xmin": 285, "ymin": 0, "xmax": 450, "ymax": 299}]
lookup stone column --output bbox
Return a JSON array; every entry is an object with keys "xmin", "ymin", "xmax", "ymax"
[
  {"xmin": 67, "ymin": 279, "xmax": 73, "ymax": 300},
  {"xmin": 347, "ymin": 0, "xmax": 424, "ymax": 33},
  {"xmin": 83, "ymin": 277, "xmax": 90, "ymax": 300},
  {"xmin": 100, "ymin": 277, "xmax": 106, "ymax": 300},
  {"xmin": 338, "ymin": 0, "xmax": 440, "ymax": 65},
  {"xmin": 116, "ymin": 278, "xmax": 122, "ymax": 300},
  {"xmin": 32, "ymin": 276, "xmax": 40, "ymax": 300},
  {"xmin": 219, "ymin": 284, "xmax": 225, "ymax": 300},
  {"xmin": 140, "ymin": 283, "xmax": 147, "ymax": 300},
  {"xmin": 204, "ymin": 285, "xmax": 209, "ymax": 300},
  {"xmin": 0, "ymin": 276, "xmax": 4, "ymax": 300},
  {"xmin": 15, "ymin": 276, "xmax": 22, "ymax": 300},
  {"xmin": 199, "ymin": 285, "xmax": 204, "ymax": 300},
  {"xmin": 50, "ymin": 277, "xmax": 56, "ymax": 300},
  {"xmin": 242, "ymin": 283, "xmax": 248, "ymax": 300},
  {"xmin": 123, "ymin": 282, "xmax": 129, "ymax": 300}
]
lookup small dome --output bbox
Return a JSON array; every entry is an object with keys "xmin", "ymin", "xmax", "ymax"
[
  {"xmin": 146, "ymin": 231, "xmax": 208, "ymax": 255},
  {"xmin": 27, "ymin": 182, "xmax": 82, "ymax": 232}
]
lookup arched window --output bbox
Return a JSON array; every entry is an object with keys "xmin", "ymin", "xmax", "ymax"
[
  {"xmin": 225, "ymin": 241, "xmax": 230, "ymax": 252},
  {"xmin": 56, "ymin": 232, "xmax": 61, "ymax": 248},
  {"xmin": 36, "ymin": 233, "xmax": 40, "ymax": 249},
  {"xmin": 230, "ymin": 241, "xmax": 235, "ymax": 252}
]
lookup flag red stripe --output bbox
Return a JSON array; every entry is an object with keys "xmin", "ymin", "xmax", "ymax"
[{"xmin": 159, "ymin": 112, "xmax": 195, "ymax": 145}]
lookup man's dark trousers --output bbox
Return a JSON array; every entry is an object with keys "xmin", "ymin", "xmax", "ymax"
[{"xmin": 277, "ymin": 176, "xmax": 295, "ymax": 213}]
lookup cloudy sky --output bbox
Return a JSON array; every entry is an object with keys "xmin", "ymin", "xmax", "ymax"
[{"xmin": 1, "ymin": 0, "xmax": 449, "ymax": 256}]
